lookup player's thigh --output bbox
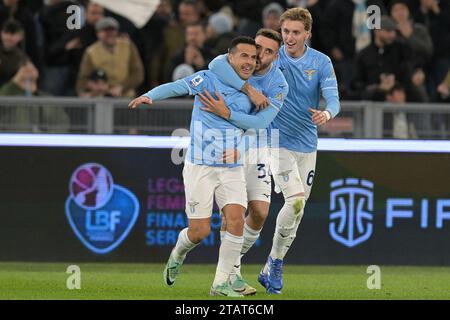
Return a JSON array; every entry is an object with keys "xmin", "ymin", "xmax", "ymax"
[
  {"xmin": 295, "ymin": 151, "xmax": 317, "ymax": 201},
  {"xmin": 215, "ymin": 166, "xmax": 247, "ymax": 213},
  {"xmin": 270, "ymin": 148, "xmax": 305, "ymax": 198},
  {"xmin": 245, "ymin": 148, "xmax": 272, "ymax": 203},
  {"xmin": 183, "ymin": 162, "xmax": 217, "ymax": 219}
]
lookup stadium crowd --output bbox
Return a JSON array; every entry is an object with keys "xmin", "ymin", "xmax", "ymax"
[{"xmin": 0, "ymin": 0, "xmax": 449, "ymax": 103}]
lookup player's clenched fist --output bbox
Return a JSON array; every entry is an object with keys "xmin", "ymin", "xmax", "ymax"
[
  {"xmin": 128, "ymin": 96, "xmax": 152, "ymax": 109},
  {"xmin": 309, "ymin": 108, "xmax": 331, "ymax": 126}
]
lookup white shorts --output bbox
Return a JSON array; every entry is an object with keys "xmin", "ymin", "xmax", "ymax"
[
  {"xmin": 244, "ymin": 147, "xmax": 272, "ymax": 203},
  {"xmin": 269, "ymin": 148, "xmax": 317, "ymax": 201},
  {"xmin": 183, "ymin": 162, "xmax": 247, "ymax": 219}
]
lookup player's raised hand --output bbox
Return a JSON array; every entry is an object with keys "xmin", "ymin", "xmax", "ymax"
[
  {"xmin": 128, "ymin": 96, "xmax": 152, "ymax": 109},
  {"xmin": 242, "ymin": 83, "xmax": 269, "ymax": 110},
  {"xmin": 309, "ymin": 108, "xmax": 330, "ymax": 126},
  {"xmin": 198, "ymin": 90, "xmax": 231, "ymax": 119}
]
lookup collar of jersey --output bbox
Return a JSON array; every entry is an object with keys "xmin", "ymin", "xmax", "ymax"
[{"xmin": 283, "ymin": 44, "xmax": 309, "ymax": 63}]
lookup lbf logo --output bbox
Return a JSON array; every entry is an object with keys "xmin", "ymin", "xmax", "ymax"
[
  {"xmin": 65, "ymin": 163, "xmax": 139, "ymax": 254},
  {"xmin": 329, "ymin": 178, "xmax": 374, "ymax": 247}
]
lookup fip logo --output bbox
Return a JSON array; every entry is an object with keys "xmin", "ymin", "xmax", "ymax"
[
  {"xmin": 329, "ymin": 178, "xmax": 374, "ymax": 248},
  {"xmin": 65, "ymin": 163, "xmax": 139, "ymax": 254}
]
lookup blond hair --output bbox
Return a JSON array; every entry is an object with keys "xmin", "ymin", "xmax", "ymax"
[{"xmin": 279, "ymin": 7, "xmax": 313, "ymax": 31}]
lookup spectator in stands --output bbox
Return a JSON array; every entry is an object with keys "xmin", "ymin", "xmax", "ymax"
[
  {"xmin": 385, "ymin": 83, "xmax": 417, "ymax": 138},
  {"xmin": 76, "ymin": 1, "xmax": 104, "ymax": 52},
  {"xmin": 0, "ymin": 58, "xmax": 70, "ymax": 132},
  {"xmin": 140, "ymin": 0, "xmax": 172, "ymax": 89},
  {"xmin": 390, "ymin": 0, "xmax": 432, "ymax": 68},
  {"xmin": 205, "ymin": 11, "xmax": 236, "ymax": 56},
  {"xmin": 0, "ymin": 0, "xmax": 40, "ymax": 67},
  {"xmin": 76, "ymin": 17, "xmax": 144, "ymax": 98},
  {"xmin": 37, "ymin": 0, "xmax": 80, "ymax": 96},
  {"xmin": 170, "ymin": 22, "xmax": 214, "ymax": 81},
  {"xmin": 78, "ymin": 69, "xmax": 110, "ymax": 98},
  {"xmin": 149, "ymin": 0, "xmax": 201, "ymax": 87},
  {"xmin": 413, "ymin": 0, "xmax": 450, "ymax": 101},
  {"xmin": 351, "ymin": 16, "xmax": 422, "ymax": 102},
  {"xmin": 0, "ymin": 20, "xmax": 26, "ymax": 87},
  {"xmin": 305, "ymin": 0, "xmax": 328, "ymax": 54},
  {"xmin": 234, "ymin": 0, "xmax": 261, "ymax": 37},
  {"xmin": 262, "ymin": 2, "xmax": 284, "ymax": 31},
  {"xmin": 390, "ymin": 0, "xmax": 432, "ymax": 102},
  {"xmin": 54, "ymin": 1, "xmax": 105, "ymax": 97},
  {"xmin": 322, "ymin": 0, "xmax": 386, "ymax": 91}
]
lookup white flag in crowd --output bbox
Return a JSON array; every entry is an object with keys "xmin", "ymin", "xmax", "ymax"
[{"xmin": 92, "ymin": 0, "xmax": 160, "ymax": 28}]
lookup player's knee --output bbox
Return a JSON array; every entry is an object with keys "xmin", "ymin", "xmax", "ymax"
[
  {"xmin": 188, "ymin": 224, "xmax": 211, "ymax": 242},
  {"xmin": 249, "ymin": 205, "xmax": 269, "ymax": 226},
  {"xmin": 225, "ymin": 215, "xmax": 245, "ymax": 234}
]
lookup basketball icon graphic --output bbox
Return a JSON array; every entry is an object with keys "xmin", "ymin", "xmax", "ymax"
[{"xmin": 69, "ymin": 163, "xmax": 114, "ymax": 210}]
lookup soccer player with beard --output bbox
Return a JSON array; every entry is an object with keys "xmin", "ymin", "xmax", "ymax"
[
  {"xmin": 129, "ymin": 36, "xmax": 258, "ymax": 297},
  {"xmin": 198, "ymin": 28, "xmax": 288, "ymax": 296},
  {"xmin": 208, "ymin": 7, "xmax": 340, "ymax": 294}
]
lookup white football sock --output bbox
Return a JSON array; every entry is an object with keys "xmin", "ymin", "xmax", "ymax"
[
  {"xmin": 269, "ymin": 196, "xmax": 305, "ymax": 260},
  {"xmin": 231, "ymin": 223, "xmax": 261, "ymax": 278},
  {"xmin": 171, "ymin": 228, "xmax": 199, "ymax": 262},
  {"xmin": 213, "ymin": 232, "xmax": 243, "ymax": 287}
]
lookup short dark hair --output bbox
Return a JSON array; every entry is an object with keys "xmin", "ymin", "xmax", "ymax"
[
  {"xmin": 255, "ymin": 28, "xmax": 282, "ymax": 47},
  {"xmin": 2, "ymin": 20, "xmax": 23, "ymax": 34},
  {"xmin": 180, "ymin": 0, "xmax": 199, "ymax": 10},
  {"xmin": 386, "ymin": 83, "xmax": 405, "ymax": 96},
  {"xmin": 228, "ymin": 36, "xmax": 256, "ymax": 53},
  {"xmin": 388, "ymin": 0, "xmax": 411, "ymax": 13}
]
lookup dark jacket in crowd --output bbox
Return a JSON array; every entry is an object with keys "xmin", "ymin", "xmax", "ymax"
[
  {"xmin": 413, "ymin": 0, "xmax": 450, "ymax": 60},
  {"xmin": 170, "ymin": 45, "xmax": 215, "ymax": 77},
  {"xmin": 321, "ymin": 0, "xmax": 387, "ymax": 59},
  {"xmin": 0, "ymin": 42, "xmax": 27, "ymax": 86},
  {"xmin": 0, "ymin": 1, "xmax": 40, "ymax": 67},
  {"xmin": 37, "ymin": 0, "xmax": 77, "ymax": 66},
  {"xmin": 351, "ymin": 39, "xmax": 417, "ymax": 100}
]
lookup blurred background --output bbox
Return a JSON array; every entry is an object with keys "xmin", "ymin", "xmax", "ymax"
[{"xmin": 0, "ymin": 0, "xmax": 449, "ymax": 138}]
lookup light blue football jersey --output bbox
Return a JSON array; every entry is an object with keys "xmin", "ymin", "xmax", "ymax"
[
  {"xmin": 182, "ymin": 70, "xmax": 253, "ymax": 167},
  {"xmin": 248, "ymin": 64, "xmax": 289, "ymax": 116},
  {"xmin": 244, "ymin": 64, "xmax": 289, "ymax": 149},
  {"xmin": 271, "ymin": 45, "xmax": 338, "ymax": 152}
]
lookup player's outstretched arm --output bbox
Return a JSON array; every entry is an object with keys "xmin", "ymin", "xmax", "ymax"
[
  {"xmin": 209, "ymin": 55, "xmax": 269, "ymax": 109},
  {"xmin": 199, "ymin": 90, "xmax": 278, "ymax": 130},
  {"xmin": 128, "ymin": 96, "xmax": 152, "ymax": 109},
  {"xmin": 128, "ymin": 79, "xmax": 190, "ymax": 109}
]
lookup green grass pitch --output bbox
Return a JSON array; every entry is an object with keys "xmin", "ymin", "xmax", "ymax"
[{"xmin": 1, "ymin": 262, "xmax": 449, "ymax": 300}]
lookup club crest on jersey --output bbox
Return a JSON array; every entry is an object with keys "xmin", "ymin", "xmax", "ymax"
[
  {"xmin": 304, "ymin": 69, "xmax": 317, "ymax": 81},
  {"xmin": 190, "ymin": 75, "xmax": 204, "ymax": 87},
  {"xmin": 188, "ymin": 201, "xmax": 199, "ymax": 213},
  {"xmin": 275, "ymin": 92, "xmax": 284, "ymax": 102},
  {"xmin": 278, "ymin": 170, "xmax": 292, "ymax": 182}
]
